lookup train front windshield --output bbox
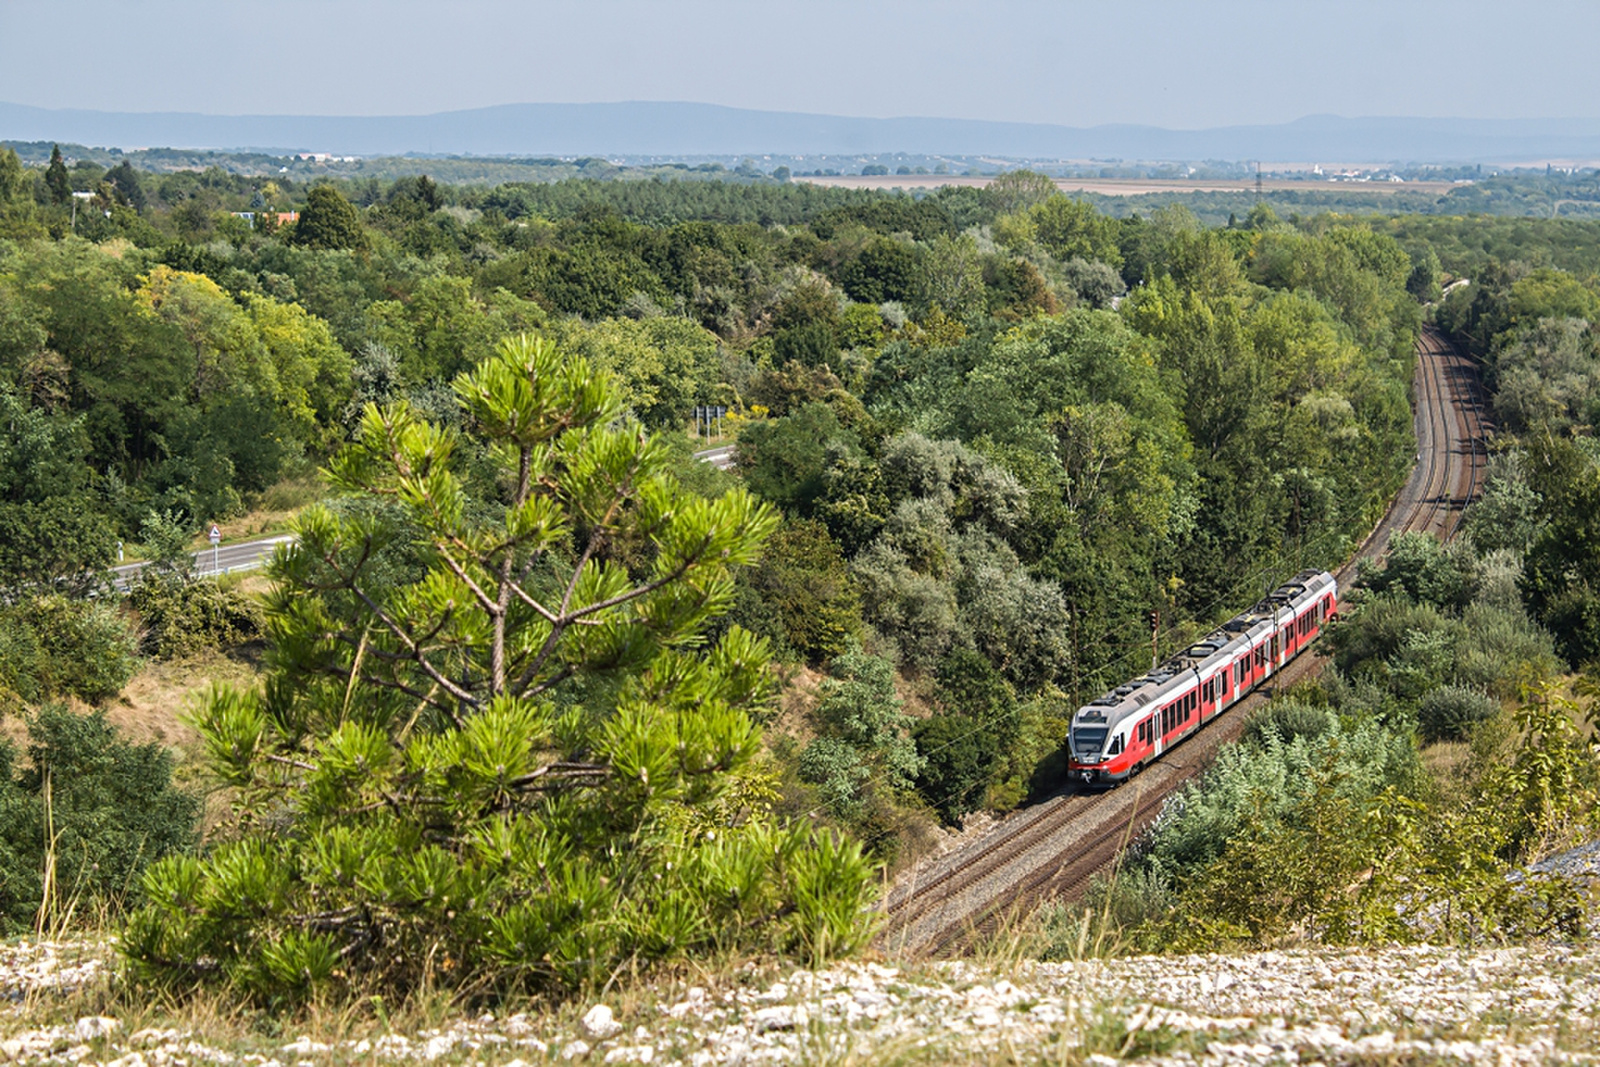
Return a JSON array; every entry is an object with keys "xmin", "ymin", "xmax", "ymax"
[{"xmin": 1071, "ymin": 726, "xmax": 1107, "ymax": 761}]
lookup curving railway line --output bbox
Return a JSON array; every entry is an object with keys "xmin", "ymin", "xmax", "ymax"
[{"xmin": 878, "ymin": 325, "xmax": 1490, "ymax": 958}]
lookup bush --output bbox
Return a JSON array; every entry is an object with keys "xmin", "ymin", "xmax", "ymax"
[
  {"xmin": 128, "ymin": 574, "xmax": 262, "ymax": 658},
  {"xmin": 1135, "ymin": 717, "xmax": 1421, "ymax": 888},
  {"xmin": 913, "ymin": 713, "xmax": 997, "ymax": 825},
  {"xmin": 0, "ymin": 596, "xmax": 138, "ymax": 706},
  {"xmin": 1418, "ymin": 685, "xmax": 1500, "ymax": 743},
  {"xmin": 1359, "ymin": 532, "xmax": 1474, "ymax": 610},
  {"xmin": 1241, "ymin": 701, "xmax": 1338, "ymax": 747},
  {"xmin": 0, "ymin": 706, "xmax": 199, "ymax": 931},
  {"xmin": 736, "ymin": 519, "xmax": 861, "ymax": 664},
  {"xmin": 912, "ymin": 649, "xmax": 1017, "ymax": 824}
]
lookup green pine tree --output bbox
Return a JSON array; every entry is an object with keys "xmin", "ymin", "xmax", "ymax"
[{"xmin": 122, "ymin": 335, "xmax": 878, "ymax": 1002}]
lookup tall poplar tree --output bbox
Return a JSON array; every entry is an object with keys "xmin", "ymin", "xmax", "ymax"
[{"xmin": 44, "ymin": 145, "xmax": 70, "ymax": 206}]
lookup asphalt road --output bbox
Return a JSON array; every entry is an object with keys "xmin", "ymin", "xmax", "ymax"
[
  {"xmin": 693, "ymin": 444, "xmax": 737, "ymax": 470},
  {"xmin": 108, "ymin": 443, "xmax": 736, "ymax": 590},
  {"xmin": 111, "ymin": 534, "xmax": 297, "ymax": 588}
]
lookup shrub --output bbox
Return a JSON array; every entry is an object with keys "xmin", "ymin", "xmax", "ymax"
[
  {"xmin": 1241, "ymin": 701, "xmax": 1338, "ymax": 747},
  {"xmin": 797, "ymin": 736, "xmax": 870, "ymax": 818},
  {"xmin": 0, "ymin": 596, "xmax": 138, "ymax": 705},
  {"xmin": 1419, "ymin": 685, "xmax": 1501, "ymax": 743},
  {"xmin": 1359, "ymin": 531, "xmax": 1474, "ymax": 610},
  {"xmin": 913, "ymin": 713, "xmax": 997, "ymax": 825},
  {"xmin": 912, "ymin": 649, "xmax": 1017, "ymax": 824},
  {"xmin": 1135, "ymin": 717, "xmax": 1421, "ymax": 888},
  {"xmin": 127, "ymin": 574, "xmax": 262, "ymax": 658},
  {"xmin": 0, "ymin": 706, "xmax": 199, "ymax": 931},
  {"xmin": 737, "ymin": 519, "xmax": 861, "ymax": 664}
]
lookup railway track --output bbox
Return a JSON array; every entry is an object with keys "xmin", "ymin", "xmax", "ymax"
[{"xmin": 878, "ymin": 325, "xmax": 1489, "ymax": 958}]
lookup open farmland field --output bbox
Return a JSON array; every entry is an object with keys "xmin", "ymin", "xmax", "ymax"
[{"xmin": 797, "ymin": 173, "xmax": 1460, "ymax": 196}]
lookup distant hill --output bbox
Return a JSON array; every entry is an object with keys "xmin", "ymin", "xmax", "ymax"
[{"xmin": 5, "ymin": 101, "xmax": 1600, "ymax": 164}]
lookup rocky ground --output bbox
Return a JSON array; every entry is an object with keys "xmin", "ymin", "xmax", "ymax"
[{"xmin": 1, "ymin": 938, "xmax": 1598, "ymax": 1065}]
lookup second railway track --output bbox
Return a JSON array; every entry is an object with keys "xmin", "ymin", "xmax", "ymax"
[{"xmin": 878, "ymin": 325, "xmax": 1489, "ymax": 958}]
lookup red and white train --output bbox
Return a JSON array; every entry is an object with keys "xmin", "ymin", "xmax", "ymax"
[{"xmin": 1067, "ymin": 570, "xmax": 1339, "ymax": 786}]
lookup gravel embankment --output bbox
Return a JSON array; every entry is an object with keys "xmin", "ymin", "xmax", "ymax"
[{"xmin": 2, "ymin": 938, "xmax": 1598, "ymax": 1064}]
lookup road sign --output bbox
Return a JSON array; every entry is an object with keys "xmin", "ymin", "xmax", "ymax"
[{"xmin": 208, "ymin": 525, "xmax": 222, "ymax": 544}]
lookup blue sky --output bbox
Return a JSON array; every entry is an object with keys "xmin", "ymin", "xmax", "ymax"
[{"xmin": 2, "ymin": 0, "xmax": 1597, "ymax": 128}]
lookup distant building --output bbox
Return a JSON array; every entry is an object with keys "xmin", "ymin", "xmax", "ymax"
[{"xmin": 230, "ymin": 211, "xmax": 300, "ymax": 228}]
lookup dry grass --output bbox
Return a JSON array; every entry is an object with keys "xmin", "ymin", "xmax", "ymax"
[
  {"xmin": 772, "ymin": 665, "xmax": 825, "ymax": 746},
  {"xmin": 226, "ymin": 473, "xmax": 324, "ymax": 539},
  {"xmin": 102, "ymin": 649, "xmax": 261, "ymax": 751},
  {"xmin": 1418, "ymin": 738, "xmax": 1475, "ymax": 808}
]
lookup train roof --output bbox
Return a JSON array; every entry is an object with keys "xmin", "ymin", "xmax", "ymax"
[{"xmin": 1071, "ymin": 570, "xmax": 1336, "ymax": 734}]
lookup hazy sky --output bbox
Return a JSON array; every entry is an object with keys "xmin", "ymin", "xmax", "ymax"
[{"xmin": 3, "ymin": 0, "xmax": 1597, "ymax": 128}]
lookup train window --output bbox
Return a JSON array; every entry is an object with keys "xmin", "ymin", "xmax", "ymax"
[{"xmin": 1108, "ymin": 735, "xmax": 1124, "ymax": 756}]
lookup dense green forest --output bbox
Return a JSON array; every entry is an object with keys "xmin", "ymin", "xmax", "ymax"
[
  {"xmin": 3, "ymin": 145, "xmax": 1600, "ymax": 997},
  {"xmin": 1045, "ymin": 212, "xmax": 1600, "ymax": 956}
]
